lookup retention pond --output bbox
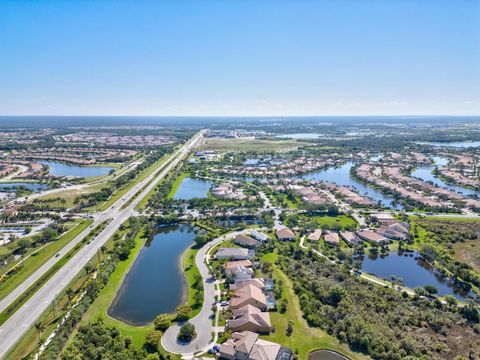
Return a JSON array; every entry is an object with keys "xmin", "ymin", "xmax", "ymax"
[
  {"xmin": 360, "ymin": 252, "xmax": 472, "ymax": 300},
  {"xmin": 41, "ymin": 161, "xmax": 113, "ymax": 178},
  {"xmin": 108, "ymin": 223, "xmax": 196, "ymax": 325}
]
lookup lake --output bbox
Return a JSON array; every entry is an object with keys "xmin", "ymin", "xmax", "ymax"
[
  {"xmin": 276, "ymin": 133, "xmax": 325, "ymax": 139},
  {"xmin": 416, "ymin": 141, "xmax": 480, "ymax": 148},
  {"xmin": 40, "ymin": 161, "xmax": 113, "ymax": 178},
  {"xmin": 173, "ymin": 177, "xmax": 213, "ymax": 200},
  {"xmin": 0, "ymin": 182, "xmax": 49, "ymax": 192},
  {"xmin": 411, "ymin": 156, "xmax": 479, "ymax": 196},
  {"xmin": 301, "ymin": 162, "xmax": 403, "ymax": 209},
  {"xmin": 108, "ymin": 224, "xmax": 197, "ymax": 325},
  {"xmin": 361, "ymin": 252, "xmax": 471, "ymax": 300}
]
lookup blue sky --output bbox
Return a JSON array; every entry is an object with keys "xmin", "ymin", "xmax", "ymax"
[{"xmin": 0, "ymin": 0, "xmax": 479, "ymax": 116}]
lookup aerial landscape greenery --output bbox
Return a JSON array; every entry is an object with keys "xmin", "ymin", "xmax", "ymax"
[{"xmin": 1, "ymin": 1, "xmax": 479, "ymax": 360}]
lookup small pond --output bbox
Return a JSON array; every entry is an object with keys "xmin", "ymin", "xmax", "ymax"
[
  {"xmin": 300, "ymin": 162, "xmax": 403, "ymax": 209},
  {"xmin": 41, "ymin": 161, "xmax": 113, "ymax": 178},
  {"xmin": 0, "ymin": 182, "xmax": 49, "ymax": 192},
  {"xmin": 173, "ymin": 177, "xmax": 213, "ymax": 200},
  {"xmin": 360, "ymin": 252, "xmax": 471, "ymax": 300},
  {"xmin": 108, "ymin": 224, "xmax": 197, "ymax": 325},
  {"xmin": 308, "ymin": 350, "xmax": 349, "ymax": 360}
]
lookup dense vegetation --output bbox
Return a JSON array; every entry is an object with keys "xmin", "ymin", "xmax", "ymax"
[
  {"xmin": 413, "ymin": 219, "xmax": 480, "ymax": 294},
  {"xmin": 60, "ymin": 321, "xmax": 158, "ymax": 360},
  {"xmin": 276, "ymin": 243, "xmax": 480, "ymax": 360},
  {"xmin": 40, "ymin": 217, "xmax": 142, "ymax": 359}
]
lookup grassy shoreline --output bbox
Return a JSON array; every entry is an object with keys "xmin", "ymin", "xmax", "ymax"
[{"xmin": 167, "ymin": 172, "xmax": 187, "ymax": 199}]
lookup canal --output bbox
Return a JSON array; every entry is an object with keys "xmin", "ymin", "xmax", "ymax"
[
  {"xmin": 301, "ymin": 162, "xmax": 403, "ymax": 209},
  {"xmin": 410, "ymin": 156, "xmax": 479, "ymax": 197},
  {"xmin": 108, "ymin": 224, "xmax": 197, "ymax": 325}
]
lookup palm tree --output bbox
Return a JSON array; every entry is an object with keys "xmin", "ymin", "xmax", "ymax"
[{"xmin": 34, "ymin": 321, "xmax": 45, "ymax": 343}]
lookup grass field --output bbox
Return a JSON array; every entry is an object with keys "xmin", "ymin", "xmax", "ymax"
[
  {"xmin": 201, "ymin": 138, "xmax": 307, "ymax": 152},
  {"xmin": 38, "ymin": 184, "xmax": 104, "ymax": 209},
  {"xmin": 168, "ymin": 172, "xmax": 187, "ymax": 199},
  {"xmin": 260, "ymin": 252, "xmax": 367, "ymax": 360},
  {"xmin": 0, "ymin": 219, "xmax": 93, "ymax": 301},
  {"xmin": 313, "ymin": 214, "xmax": 357, "ymax": 229},
  {"xmin": 454, "ymin": 240, "xmax": 480, "ymax": 274},
  {"xmin": 182, "ymin": 245, "xmax": 203, "ymax": 318}
]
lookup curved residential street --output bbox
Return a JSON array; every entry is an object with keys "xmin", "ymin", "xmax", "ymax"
[{"xmin": 161, "ymin": 229, "xmax": 253, "ymax": 357}]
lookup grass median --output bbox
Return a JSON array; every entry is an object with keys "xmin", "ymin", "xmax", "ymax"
[
  {"xmin": 0, "ymin": 220, "xmax": 110, "ymax": 326},
  {"xmin": 0, "ymin": 219, "xmax": 93, "ymax": 301},
  {"xmin": 96, "ymin": 155, "xmax": 170, "ymax": 212}
]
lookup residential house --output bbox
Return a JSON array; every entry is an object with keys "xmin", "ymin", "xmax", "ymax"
[
  {"xmin": 230, "ymin": 283, "xmax": 268, "ymax": 310},
  {"xmin": 307, "ymin": 229, "xmax": 322, "ymax": 241},
  {"xmin": 276, "ymin": 227, "xmax": 295, "ymax": 241},
  {"xmin": 324, "ymin": 232, "xmax": 340, "ymax": 246},
  {"xmin": 250, "ymin": 230, "xmax": 270, "ymax": 242},
  {"xmin": 339, "ymin": 231, "xmax": 360, "ymax": 245},
  {"xmin": 231, "ymin": 278, "xmax": 274, "ymax": 291},
  {"xmin": 225, "ymin": 266, "xmax": 254, "ymax": 281},
  {"xmin": 219, "ymin": 331, "xmax": 292, "ymax": 360},
  {"xmin": 226, "ymin": 304, "xmax": 272, "ymax": 333},
  {"xmin": 235, "ymin": 235, "xmax": 262, "ymax": 249},
  {"xmin": 356, "ymin": 230, "xmax": 390, "ymax": 245},
  {"xmin": 224, "ymin": 260, "xmax": 253, "ymax": 271},
  {"xmin": 216, "ymin": 248, "xmax": 255, "ymax": 260}
]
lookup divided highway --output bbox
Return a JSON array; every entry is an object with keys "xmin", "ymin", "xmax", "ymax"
[{"xmin": 0, "ymin": 131, "xmax": 205, "ymax": 359}]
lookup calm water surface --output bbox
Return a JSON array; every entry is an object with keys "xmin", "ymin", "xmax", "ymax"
[
  {"xmin": 308, "ymin": 350, "xmax": 349, "ymax": 360},
  {"xmin": 108, "ymin": 224, "xmax": 196, "ymax": 325},
  {"xmin": 173, "ymin": 177, "xmax": 213, "ymax": 200},
  {"xmin": 41, "ymin": 161, "xmax": 113, "ymax": 177},
  {"xmin": 0, "ymin": 182, "xmax": 49, "ymax": 192},
  {"xmin": 361, "ymin": 252, "xmax": 471, "ymax": 300},
  {"xmin": 301, "ymin": 162, "xmax": 403, "ymax": 209},
  {"xmin": 411, "ymin": 156, "xmax": 478, "ymax": 196},
  {"xmin": 276, "ymin": 133, "xmax": 325, "ymax": 139},
  {"xmin": 416, "ymin": 141, "xmax": 480, "ymax": 148}
]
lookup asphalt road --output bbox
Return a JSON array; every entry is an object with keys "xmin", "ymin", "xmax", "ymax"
[{"xmin": 0, "ymin": 131, "xmax": 204, "ymax": 359}]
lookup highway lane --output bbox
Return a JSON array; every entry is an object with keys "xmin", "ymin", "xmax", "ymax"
[{"xmin": 0, "ymin": 131, "xmax": 204, "ymax": 359}]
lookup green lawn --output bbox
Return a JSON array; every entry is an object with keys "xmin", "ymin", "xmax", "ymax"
[
  {"xmin": 313, "ymin": 214, "xmax": 357, "ymax": 229},
  {"xmin": 260, "ymin": 252, "xmax": 367, "ymax": 360},
  {"xmin": 0, "ymin": 219, "xmax": 93, "ymax": 301},
  {"xmin": 80, "ymin": 230, "xmax": 154, "ymax": 347},
  {"xmin": 168, "ymin": 172, "xmax": 187, "ymax": 199},
  {"xmin": 182, "ymin": 246, "xmax": 203, "ymax": 317},
  {"xmin": 0, "ymin": 220, "xmax": 107, "ymax": 326}
]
